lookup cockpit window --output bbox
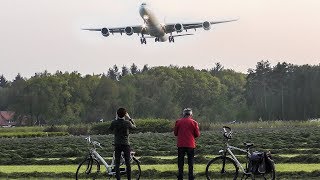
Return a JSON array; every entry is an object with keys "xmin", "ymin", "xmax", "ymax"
[{"xmin": 142, "ymin": 2, "xmax": 146, "ymax": 6}]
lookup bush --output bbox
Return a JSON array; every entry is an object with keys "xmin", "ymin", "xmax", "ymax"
[
  {"xmin": 134, "ymin": 118, "xmax": 173, "ymax": 133},
  {"xmin": 43, "ymin": 125, "xmax": 67, "ymax": 132},
  {"xmin": 0, "ymin": 132, "xmax": 68, "ymax": 138},
  {"xmin": 90, "ymin": 119, "xmax": 173, "ymax": 135},
  {"xmin": 90, "ymin": 122, "xmax": 112, "ymax": 135},
  {"xmin": 67, "ymin": 124, "xmax": 90, "ymax": 135}
]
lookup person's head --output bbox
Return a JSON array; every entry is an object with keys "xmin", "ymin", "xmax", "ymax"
[
  {"xmin": 117, "ymin": 108, "xmax": 127, "ymax": 118},
  {"xmin": 182, "ymin": 108, "xmax": 193, "ymax": 117}
]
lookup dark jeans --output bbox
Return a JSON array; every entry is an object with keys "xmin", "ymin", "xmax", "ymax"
[
  {"xmin": 177, "ymin": 147, "xmax": 195, "ymax": 180},
  {"xmin": 114, "ymin": 144, "xmax": 131, "ymax": 180}
]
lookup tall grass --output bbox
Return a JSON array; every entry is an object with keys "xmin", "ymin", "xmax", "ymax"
[
  {"xmin": 208, "ymin": 120, "xmax": 320, "ymax": 130},
  {"xmin": 0, "ymin": 126, "xmax": 44, "ymax": 133},
  {"xmin": 1, "ymin": 120, "xmax": 320, "ymax": 138}
]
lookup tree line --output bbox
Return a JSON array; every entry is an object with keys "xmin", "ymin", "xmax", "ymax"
[{"xmin": 0, "ymin": 61, "xmax": 319, "ymax": 125}]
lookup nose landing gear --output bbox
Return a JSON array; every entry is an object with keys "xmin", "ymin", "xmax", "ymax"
[
  {"xmin": 140, "ymin": 37, "xmax": 146, "ymax": 44},
  {"xmin": 169, "ymin": 36, "xmax": 175, "ymax": 43}
]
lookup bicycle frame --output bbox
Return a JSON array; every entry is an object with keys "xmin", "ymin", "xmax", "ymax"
[
  {"xmin": 85, "ymin": 137, "xmax": 133, "ymax": 176},
  {"xmin": 90, "ymin": 148, "xmax": 114, "ymax": 174},
  {"xmin": 206, "ymin": 126, "xmax": 275, "ymax": 180},
  {"xmin": 221, "ymin": 142, "xmax": 251, "ymax": 174}
]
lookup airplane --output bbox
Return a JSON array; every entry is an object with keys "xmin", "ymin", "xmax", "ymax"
[{"xmin": 82, "ymin": 2, "xmax": 237, "ymax": 44}]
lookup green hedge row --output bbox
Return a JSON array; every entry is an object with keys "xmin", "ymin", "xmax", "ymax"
[
  {"xmin": 0, "ymin": 132, "xmax": 68, "ymax": 138},
  {"xmin": 0, "ymin": 119, "xmax": 174, "ymax": 137},
  {"xmin": 91, "ymin": 118, "xmax": 174, "ymax": 135},
  {"xmin": 2, "ymin": 154, "xmax": 320, "ymax": 165}
]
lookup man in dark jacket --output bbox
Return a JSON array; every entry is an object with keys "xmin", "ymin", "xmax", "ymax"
[
  {"xmin": 109, "ymin": 108, "xmax": 136, "ymax": 180},
  {"xmin": 174, "ymin": 108, "xmax": 200, "ymax": 180}
]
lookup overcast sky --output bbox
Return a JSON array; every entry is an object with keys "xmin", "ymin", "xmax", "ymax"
[{"xmin": 1, "ymin": 0, "xmax": 320, "ymax": 80}]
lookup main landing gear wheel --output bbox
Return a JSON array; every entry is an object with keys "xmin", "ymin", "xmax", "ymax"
[
  {"xmin": 155, "ymin": 37, "xmax": 160, "ymax": 42},
  {"xmin": 169, "ymin": 36, "xmax": 175, "ymax": 43},
  {"xmin": 140, "ymin": 37, "xmax": 146, "ymax": 44}
]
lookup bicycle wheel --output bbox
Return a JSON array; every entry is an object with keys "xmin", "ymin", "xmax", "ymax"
[
  {"xmin": 130, "ymin": 156, "xmax": 141, "ymax": 180},
  {"xmin": 252, "ymin": 160, "xmax": 275, "ymax": 180},
  {"xmin": 76, "ymin": 157, "xmax": 101, "ymax": 180},
  {"xmin": 205, "ymin": 156, "xmax": 238, "ymax": 180}
]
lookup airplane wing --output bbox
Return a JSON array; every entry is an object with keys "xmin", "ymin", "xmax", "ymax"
[
  {"xmin": 144, "ymin": 33, "xmax": 194, "ymax": 38},
  {"xmin": 164, "ymin": 19, "xmax": 238, "ymax": 34},
  {"xmin": 82, "ymin": 26, "xmax": 148, "ymax": 35}
]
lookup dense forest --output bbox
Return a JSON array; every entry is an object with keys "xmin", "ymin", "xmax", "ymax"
[{"xmin": 0, "ymin": 61, "xmax": 319, "ymax": 125}]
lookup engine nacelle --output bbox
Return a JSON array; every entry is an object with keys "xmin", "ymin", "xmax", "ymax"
[
  {"xmin": 202, "ymin": 21, "xmax": 211, "ymax": 30},
  {"xmin": 125, "ymin": 26, "xmax": 134, "ymax": 36},
  {"xmin": 174, "ymin": 23, "xmax": 184, "ymax": 33},
  {"xmin": 101, "ymin": 28, "xmax": 110, "ymax": 37}
]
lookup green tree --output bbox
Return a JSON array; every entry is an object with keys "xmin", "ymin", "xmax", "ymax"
[
  {"xmin": 130, "ymin": 63, "xmax": 139, "ymax": 75},
  {"xmin": 0, "ymin": 75, "xmax": 8, "ymax": 88}
]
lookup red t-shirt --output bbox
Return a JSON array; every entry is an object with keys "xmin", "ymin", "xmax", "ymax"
[{"xmin": 174, "ymin": 117, "xmax": 200, "ymax": 148}]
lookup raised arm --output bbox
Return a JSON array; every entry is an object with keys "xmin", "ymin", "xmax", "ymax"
[
  {"xmin": 194, "ymin": 121, "xmax": 200, "ymax": 138},
  {"xmin": 174, "ymin": 120, "xmax": 179, "ymax": 136},
  {"xmin": 126, "ymin": 113, "xmax": 136, "ymax": 129}
]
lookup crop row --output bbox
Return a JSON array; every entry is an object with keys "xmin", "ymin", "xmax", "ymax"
[
  {"xmin": 1, "ymin": 126, "xmax": 320, "ymax": 159},
  {"xmin": 2, "ymin": 154, "xmax": 320, "ymax": 165},
  {"xmin": 1, "ymin": 120, "xmax": 319, "ymax": 137}
]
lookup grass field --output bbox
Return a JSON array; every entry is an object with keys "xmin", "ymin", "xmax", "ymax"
[
  {"xmin": 0, "ymin": 164, "xmax": 319, "ymax": 173},
  {"xmin": 1, "ymin": 163, "xmax": 320, "ymax": 179},
  {"xmin": 1, "ymin": 120, "xmax": 320, "ymax": 178}
]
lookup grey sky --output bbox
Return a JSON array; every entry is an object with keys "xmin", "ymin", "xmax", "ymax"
[{"xmin": 1, "ymin": 0, "xmax": 320, "ymax": 80}]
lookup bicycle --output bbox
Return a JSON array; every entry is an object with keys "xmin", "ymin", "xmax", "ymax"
[
  {"xmin": 205, "ymin": 126, "xmax": 275, "ymax": 180},
  {"xmin": 76, "ymin": 136, "xmax": 141, "ymax": 180}
]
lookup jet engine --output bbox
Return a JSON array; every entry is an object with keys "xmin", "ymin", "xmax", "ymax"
[
  {"xmin": 101, "ymin": 28, "xmax": 110, "ymax": 37},
  {"xmin": 174, "ymin": 23, "xmax": 184, "ymax": 33},
  {"xmin": 125, "ymin": 26, "xmax": 134, "ymax": 36},
  {"xmin": 202, "ymin": 21, "xmax": 211, "ymax": 30}
]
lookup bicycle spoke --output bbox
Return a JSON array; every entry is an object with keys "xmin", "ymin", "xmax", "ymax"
[
  {"xmin": 76, "ymin": 158, "xmax": 101, "ymax": 180},
  {"xmin": 130, "ymin": 157, "xmax": 141, "ymax": 180},
  {"xmin": 206, "ymin": 156, "xmax": 238, "ymax": 180}
]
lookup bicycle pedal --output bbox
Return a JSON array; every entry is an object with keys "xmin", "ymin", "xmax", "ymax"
[
  {"xmin": 111, "ymin": 167, "xmax": 126, "ymax": 172},
  {"xmin": 120, "ymin": 167, "xmax": 126, "ymax": 171}
]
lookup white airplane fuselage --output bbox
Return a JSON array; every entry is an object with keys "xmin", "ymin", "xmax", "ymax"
[
  {"xmin": 83, "ymin": 3, "xmax": 237, "ymax": 44},
  {"xmin": 139, "ymin": 4, "xmax": 168, "ymax": 42}
]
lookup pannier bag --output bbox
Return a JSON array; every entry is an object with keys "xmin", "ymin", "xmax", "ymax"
[
  {"xmin": 248, "ymin": 151, "xmax": 265, "ymax": 174},
  {"xmin": 249, "ymin": 151, "xmax": 274, "ymax": 174},
  {"xmin": 264, "ymin": 151, "xmax": 274, "ymax": 174}
]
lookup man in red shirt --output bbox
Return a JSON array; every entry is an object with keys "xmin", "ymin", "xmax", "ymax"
[{"xmin": 174, "ymin": 108, "xmax": 200, "ymax": 180}]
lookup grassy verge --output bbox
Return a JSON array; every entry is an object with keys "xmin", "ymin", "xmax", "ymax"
[
  {"xmin": 1, "ymin": 164, "xmax": 320, "ymax": 179},
  {"xmin": 1, "ymin": 164, "xmax": 320, "ymax": 173}
]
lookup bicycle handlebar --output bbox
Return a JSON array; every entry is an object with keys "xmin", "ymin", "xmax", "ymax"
[
  {"xmin": 222, "ymin": 126, "xmax": 232, "ymax": 139},
  {"xmin": 85, "ymin": 136, "xmax": 103, "ymax": 149}
]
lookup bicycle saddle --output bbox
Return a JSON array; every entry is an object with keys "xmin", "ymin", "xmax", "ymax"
[{"xmin": 244, "ymin": 142, "xmax": 254, "ymax": 148}]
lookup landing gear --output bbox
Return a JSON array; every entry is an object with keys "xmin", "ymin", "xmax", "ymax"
[
  {"xmin": 155, "ymin": 37, "xmax": 160, "ymax": 42},
  {"xmin": 169, "ymin": 36, "xmax": 175, "ymax": 43},
  {"xmin": 140, "ymin": 37, "xmax": 146, "ymax": 44}
]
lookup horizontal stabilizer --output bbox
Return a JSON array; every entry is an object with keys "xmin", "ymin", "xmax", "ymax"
[
  {"xmin": 82, "ymin": 28, "xmax": 101, "ymax": 31},
  {"xmin": 172, "ymin": 33, "xmax": 194, "ymax": 37}
]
